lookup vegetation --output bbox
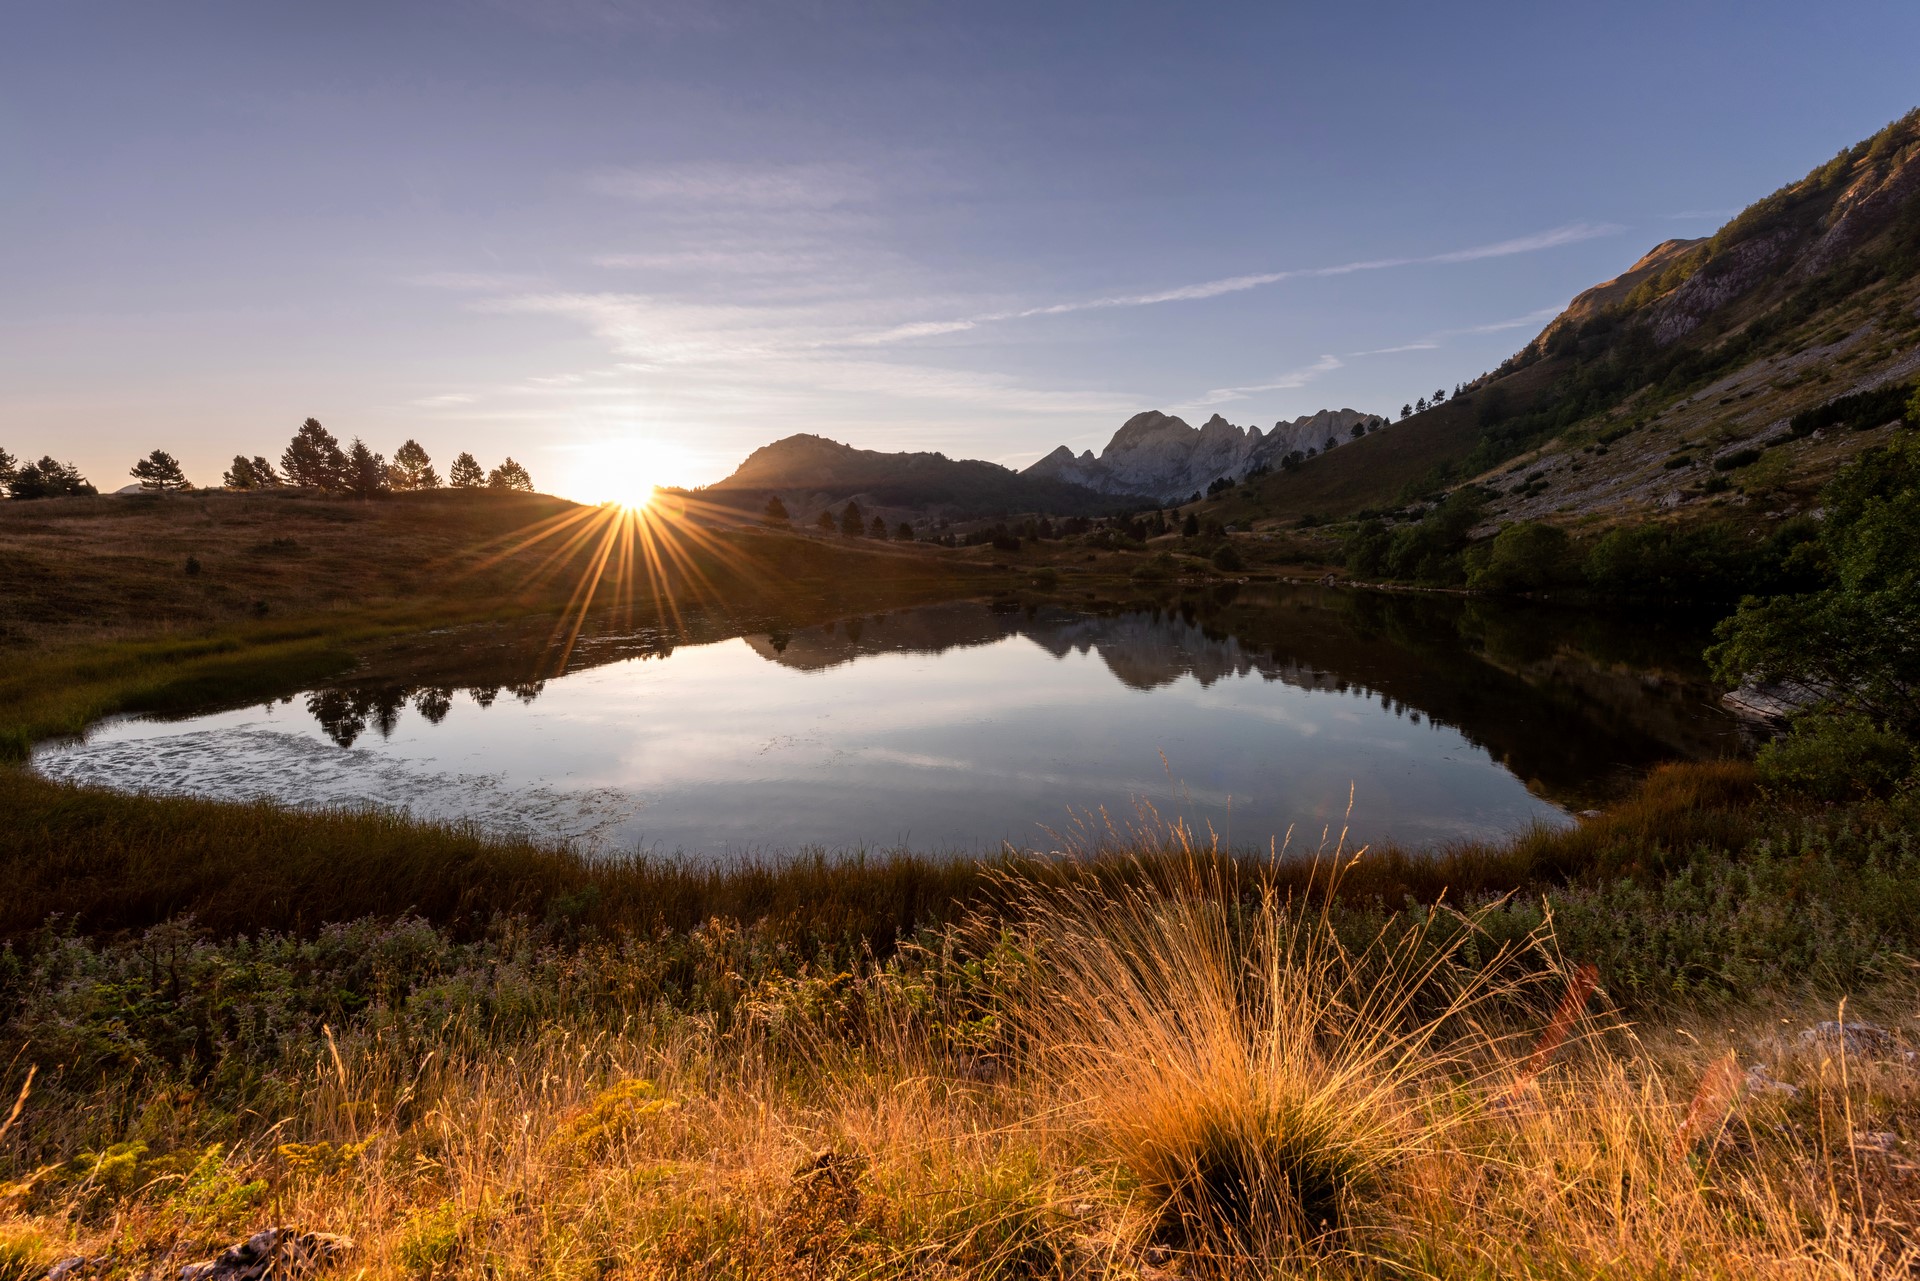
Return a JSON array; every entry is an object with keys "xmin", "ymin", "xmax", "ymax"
[
  {"xmin": 128, "ymin": 449, "xmax": 191, "ymax": 494},
  {"xmin": 3, "ymin": 760, "xmax": 1920, "ymax": 1276}
]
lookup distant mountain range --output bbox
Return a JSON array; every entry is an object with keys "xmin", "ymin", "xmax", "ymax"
[
  {"xmin": 1024, "ymin": 408, "xmax": 1384, "ymax": 503},
  {"xmin": 707, "ymin": 408, "xmax": 1387, "ymax": 522}
]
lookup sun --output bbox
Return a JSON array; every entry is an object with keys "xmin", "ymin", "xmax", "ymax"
[{"xmin": 566, "ymin": 434, "xmax": 695, "ymax": 509}]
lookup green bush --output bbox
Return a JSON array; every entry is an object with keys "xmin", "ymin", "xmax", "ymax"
[
  {"xmin": 1465, "ymin": 521, "xmax": 1573, "ymax": 594},
  {"xmin": 1755, "ymin": 712, "xmax": 1914, "ymax": 801},
  {"xmin": 1209, "ymin": 544, "xmax": 1244, "ymax": 572}
]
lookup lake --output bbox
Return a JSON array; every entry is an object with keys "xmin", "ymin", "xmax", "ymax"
[{"xmin": 31, "ymin": 585, "xmax": 1747, "ymax": 857}]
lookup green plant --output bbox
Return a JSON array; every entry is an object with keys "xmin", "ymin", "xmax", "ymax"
[
  {"xmin": 397, "ymin": 1200, "xmax": 468, "ymax": 1276},
  {"xmin": 1755, "ymin": 711, "xmax": 1914, "ymax": 801},
  {"xmin": 1465, "ymin": 521, "xmax": 1573, "ymax": 593},
  {"xmin": 0, "ymin": 1229, "xmax": 53, "ymax": 1281},
  {"xmin": 1210, "ymin": 544, "xmax": 1244, "ymax": 572}
]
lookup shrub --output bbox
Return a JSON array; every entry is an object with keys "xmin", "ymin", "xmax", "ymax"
[
  {"xmin": 1755, "ymin": 712, "xmax": 1914, "ymax": 801},
  {"xmin": 1210, "ymin": 544, "xmax": 1244, "ymax": 572},
  {"xmin": 1713, "ymin": 448, "xmax": 1763, "ymax": 471},
  {"xmin": 1465, "ymin": 521, "xmax": 1573, "ymax": 594}
]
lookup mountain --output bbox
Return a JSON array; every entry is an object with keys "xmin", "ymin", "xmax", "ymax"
[
  {"xmin": 1025, "ymin": 408, "xmax": 1386, "ymax": 503},
  {"xmin": 703, "ymin": 433, "xmax": 1127, "ymax": 522},
  {"xmin": 1210, "ymin": 108, "xmax": 1920, "ymax": 529}
]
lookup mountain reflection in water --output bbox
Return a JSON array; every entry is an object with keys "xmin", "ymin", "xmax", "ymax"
[{"xmin": 36, "ymin": 586, "xmax": 1745, "ymax": 855}]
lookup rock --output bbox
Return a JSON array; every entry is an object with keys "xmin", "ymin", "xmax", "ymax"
[
  {"xmin": 1744, "ymin": 1063, "xmax": 1802, "ymax": 1099},
  {"xmin": 1798, "ymin": 1021, "xmax": 1897, "ymax": 1055},
  {"xmin": 45, "ymin": 1258, "xmax": 108, "ymax": 1280},
  {"xmin": 177, "ymin": 1228, "xmax": 355, "ymax": 1280},
  {"xmin": 1854, "ymin": 1130, "xmax": 1901, "ymax": 1154}
]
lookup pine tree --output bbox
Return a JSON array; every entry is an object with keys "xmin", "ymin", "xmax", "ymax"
[
  {"xmin": 839, "ymin": 500, "xmax": 864, "ymax": 537},
  {"xmin": 816, "ymin": 510, "xmax": 836, "ymax": 533},
  {"xmin": 130, "ymin": 449, "xmax": 191, "ymax": 493},
  {"xmin": 282, "ymin": 418, "xmax": 348, "ymax": 490},
  {"xmin": 869, "ymin": 515, "xmax": 888, "ymax": 539},
  {"xmin": 345, "ymin": 438, "xmax": 389, "ymax": 497},
  {"xmin": 390, "ymin": 439, "xmax": 440, "ymax": 490},
  {"xmin": 1182, "ymin": 512, "xmax": 1200, "ymax": 537},
  {"xmin": 249, "ymin": 456, "xmax": 284, "ymax": 487},
  {"xmin": 449, "ymin": 452, "xmax": 485, "ymax": 488},
  {"xmin": 222, "ymin": 456, "xmax": 259, "ymax": 489},
  {"xmin": 1401, "ymin": 404, "xmax": 1413, "ymax": 420},
  {"xmin": 763, "ymin": 495, "xmax": 790, "ymax": 525},
  {"xmin": 487, "ymin": 458, "xmax": 534, "ymax": 492},
  {"xmin": 9, "ymin": 457, "xmax": 96, "ymax": 499},
  {"xmin": 0, "ymin": 447, "xmax": 17, "ymax": 493},
  {"xmin": 895, "ymin": 521, "xmax": 914, "ymax": 541}
]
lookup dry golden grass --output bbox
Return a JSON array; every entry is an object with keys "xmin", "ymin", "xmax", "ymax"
[{"xmin": 3, "ymin": 838, "xmax": 1914, "ymax": 1280}]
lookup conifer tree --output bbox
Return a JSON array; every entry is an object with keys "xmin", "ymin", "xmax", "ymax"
[
  {"xmin": 449, "ymin": 452, "xmax": 485, "ymax": 488},
  {"xmin": 390, "ymin": 439, "xmax": 440, "ymax": 490},
  {"xmin": 869, "ymin": 515, "xmax": 888, "ymax": 539},
  {"xmin": 345, "ymin": 438, "xmax": 390, "ymax": 496},
  {"xmin": 487, "ymin": 458, "xmax": 534, "ymax": 491},
  {"xmin": 9, "ymin": 457, "xmax": 95, "ymax": 499},
  {"xmin": 816, "ymin": 510, "xmax": 836, "ymax": 533},
  {"xmin": 839, "ymin": 499, "xmax": 864, "ymax": 536},
  {"xmin": 895, "ymin": 521, "xmax": 914, "ymax": 541},
  {"xmin": 763, "ymin": 495, "xmax": 790, "ymax": 525},
  {"xmin": 130, "ymin": 449, "xmax": 191, "ymax": 493},
  {"xmin": 0, "ymin": 447, "xmax": 16, "ymax": 493},
  {"xmin": 281, "ymin": 418, "xmax": 348, "ymax": 490},
  {"xmin": 223, "ymin": 456, "xmax": 259, "ymax": 489},
  {"xmin": 249, "ymin": 456, "xmax": 284, "ymax": 486}
]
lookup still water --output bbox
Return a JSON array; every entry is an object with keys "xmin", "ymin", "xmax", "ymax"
[{"xmin": 32, "ymin": 587, "xmax": 1746, "ymax": 856}]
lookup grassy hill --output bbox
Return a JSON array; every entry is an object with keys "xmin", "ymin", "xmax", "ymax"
[{"xmin": 1210, "ymin": 108, "xmax": 1920, "ymax": 534}]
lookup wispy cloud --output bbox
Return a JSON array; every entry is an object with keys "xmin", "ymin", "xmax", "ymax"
[
  {"xmin": 1178, "ymin": 355, "xmax": 1344, "ymax": 410},
  {"xmin": 1665, "ymin": 208, "xmax": 1737, "ymax": 221},
  {"xmin": 851, "ymin": 221, "xmax": 1624, "ymax": 343}
]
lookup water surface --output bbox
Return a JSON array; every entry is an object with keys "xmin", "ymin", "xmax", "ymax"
[{"xmin": 33, "ymin": 587, "xmax": 1744, "ymax": 856}]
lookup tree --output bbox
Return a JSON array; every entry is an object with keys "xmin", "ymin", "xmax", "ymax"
[
  {"xmin": 449, "ymin": 452, "xmax": 485, "ymax": 488},
  {"xmin": 1465, "ymin": 521, "xmax": 1574, "ymax": 593},
  {"xmin": 130, "ymin": 449, "xmax": 191, "ymax": 493},
  {"xmin": 0, "ymin": 447, "xmax": 17, "ymax": 493},
  {"xmin": 1324, "ymin": 436, "xmax": 1338, "ymax": 451},
  {"xmin": 763, "ymin": 495, "xmax": 790, "ymax": 526},
  {"xmin": 8, "ymin": 456, "xmax": 96, "ymax": 500},
  {"xmin": 1433, "ymin": 388, "xmax": 1447, "ymax": 404},
  {"xmin": 223, "ymin": 456, "xmax": 259, "ymax": 489},
  {"xmin": 869, "ymin": 515, "xmax": 888, "ymax": 539},
  {"xmin": 249, "ymin": 456, "xmax": 284, "ymax": 487},
  {"xmin": 1182, "ymin": 512, "xmax": 1200, "ymax": 537},
  {"xmin": 390, "ymin": 439, "xmax": 440, "ymax": 491},
  {"xmin": 816, "ymin": 510, "xmax": 836, "ymax": 533},
  {"xmin": 895, "ymin": 521, "xmax": 914, "ymax": 541},
  {"xmin": 487, "ymin": 458, "xmax": 534, "ymax": 492},
  {"xmin": 345, "ymin": 438, "xmax": 390, "ymax": 497},
  {"xmin": 1350, "ymin": 423, "xmax": 1366, "ymax": 440},
  {"xmin": 1710, "ymin": 432, "xmax": 1920, "ymax": 736},
  {"xmin": 282, "ymin": 418, "xmax": 348, "ymax": 490},
  {"xmin": 1400, "ymin": 404, "xmax": 1412, "ymax": 420},
  {"xmin": 839, "ymin": 500, "xmax": 864, "ymax": 537},
  {"xmin": 1415, "ymin": 397, "xmax": 1429, "ymax": 413}
]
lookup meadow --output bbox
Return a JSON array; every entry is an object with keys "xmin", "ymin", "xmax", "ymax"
[{"xmin": 1, "ymin": 493, "xmax": 1917, "ymax": 1278}]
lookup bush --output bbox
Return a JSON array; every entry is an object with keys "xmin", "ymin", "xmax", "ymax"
[
  {"xmin": 1755, "ymin": 712, "xmax": 1914, "ymax": 801},
  {"xmin": 1713, "ymin": 448, "xmax": 1763, "ymax": 471},
  {"xmin": 1465, "ymin": 521, "xmax": 1573, "ymax": 594},
  {"xmin": 1210, "ymin": 544, "xmax": 1244, "ymax": 572}
]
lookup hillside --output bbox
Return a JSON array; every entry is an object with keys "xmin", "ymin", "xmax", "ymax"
[
  {"xmin": 1208, "ymin": 108, "xmax": 1920, "ymax": 532},
  {"xmin": 702, "ymin": 432, "xmax": 1129, "ymax": 526}
]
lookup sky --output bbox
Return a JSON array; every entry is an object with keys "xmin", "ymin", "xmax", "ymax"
[{"xmin": 4, "ymin": 2, "xmax": 1917, "ymax": 504}]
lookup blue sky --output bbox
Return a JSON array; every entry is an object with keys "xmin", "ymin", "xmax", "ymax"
[{"xmin": 5, "ymin": 2, "xmax": 1916, "ymax": 502}]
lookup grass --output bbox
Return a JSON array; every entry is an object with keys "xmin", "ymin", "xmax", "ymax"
[{"xmin": 2, "ymin": 809, "xmax": 1915, "ymax": 1277}]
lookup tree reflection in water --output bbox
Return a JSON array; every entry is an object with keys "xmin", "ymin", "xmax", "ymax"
[{"xmin": 306, "ymin": 681, "xmax": 546, "ymax": 746}]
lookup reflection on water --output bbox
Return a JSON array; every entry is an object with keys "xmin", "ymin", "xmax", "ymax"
[{"xmin": 33, "ymin": 586, "xmax": 1744, "ymax": 856}]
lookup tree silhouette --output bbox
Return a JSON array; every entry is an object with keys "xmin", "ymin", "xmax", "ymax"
[
  {"xmin": 1433, "ymin": 388, "xmax": 1447, "ymax": 404},
  {"xmin": 449, "ymin": 452, "xmax": 485, "ymax": 488},
  {"xmin": 250, "ymin": 456, "xmax": 283, "ymax": 486},
  {"xmin": 1350, "ymin": 423, "xmax": 1366, "ymax": 440},
  {"xmin": 8, "ymin": 457, "xmax": 95, "ymax": 499},
  {"xmin": 282, "ymin": 418, "xmax": 348, "ymax": 490},
  {"xmin": 1400, "ymin": 404, "xmax": 1412, "ymax": 420},
  {"xmin": 390, "ymin": 439, "xmax": 440, "ymax": 490},
  {"xmin": 130, "ymin": 449, "xmax": 191, "ymax": 493},
  {"xmin": 488, "ymin": 458, "xmax": 534, "ymax": 491},
  {"xmin": 763, "ymin": 495, "xmax": 790, "ymax": 525},
  {"xmin": 869, "ymin": 515, "xmax": 888, "ymax": 539},
  {"xmin": 895, "ymin": 521, "xmax": 914, "ymax": 541},
  {"xmin": 816, "ymin": 509, "xmax": 836, "ymax": 533},
  {"xmin": 1415, "ymin": 397, "xmax": 1428, "ymax": 413},
  {"xmin": 1182, "ymin": 511, "xmax": 1200, "ymax": 537},
  {"xmin": 0, "ymin": 447, "xmax": 16, "ymax": 492},
  {"xmin": 839, "ymin": 499, "xmax": 864, "ymax": 536},
  {"xmin": 222, "ymin": 456, "xmax": 259, "ymax": 489},
  {"xmin": 345, "ymin": 438, "xmax": 389, "ymax": 496}
]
